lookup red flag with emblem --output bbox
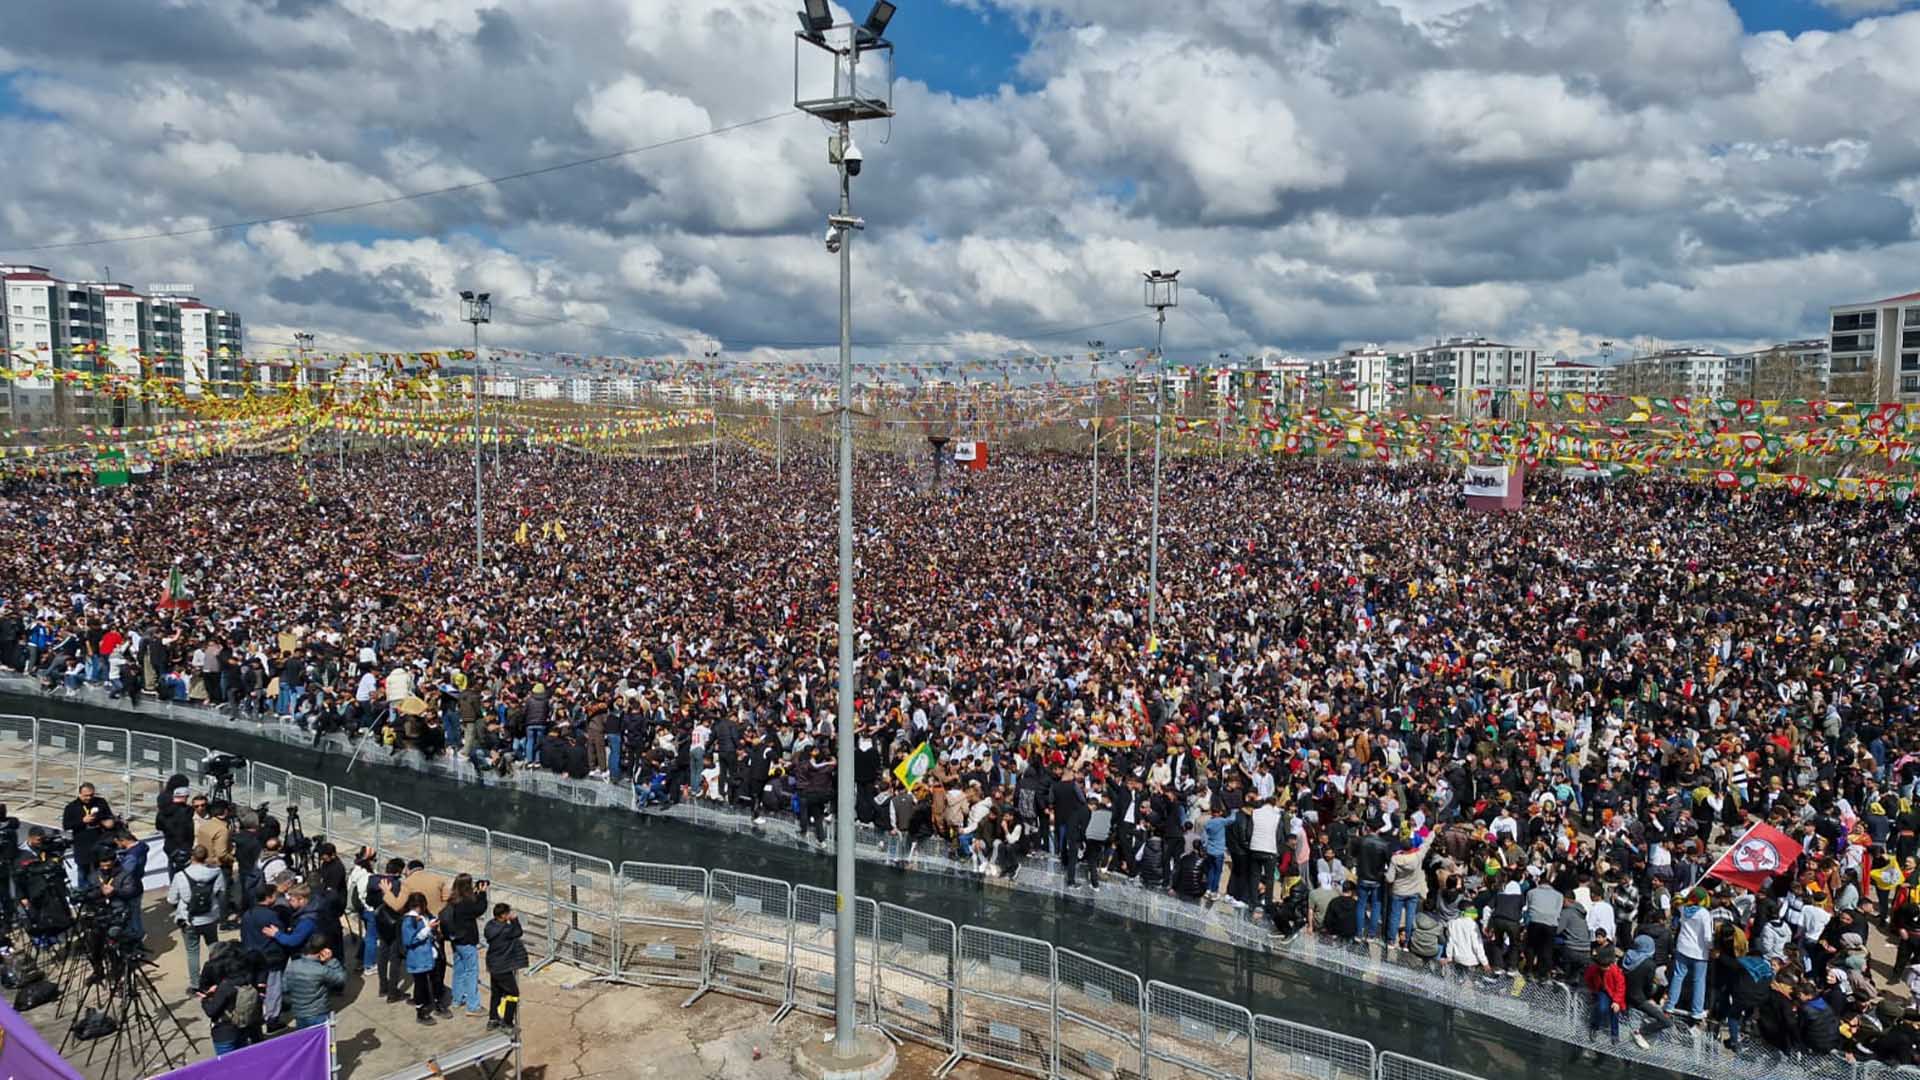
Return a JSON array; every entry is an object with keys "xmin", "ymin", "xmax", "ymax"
[{"xmin": 1705, "ymin": 822, "xmax": 1802, "ymax": 892}]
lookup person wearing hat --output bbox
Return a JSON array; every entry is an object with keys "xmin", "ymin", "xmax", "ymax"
[
  {"xmin": 157, "ymin": 783, "xmax": 197, "ymax": 881},
  {"xmin": 1582, "ymin": 942, "xmax": 1626, "ymax": 1044}
]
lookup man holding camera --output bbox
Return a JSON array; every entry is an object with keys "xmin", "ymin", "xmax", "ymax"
[{"xmin": 61, "ymin": 782, "xmax": 116, "ymax": 889}]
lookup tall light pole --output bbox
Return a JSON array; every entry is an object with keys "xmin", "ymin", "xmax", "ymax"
[
  {"xmin": 294, "ymin": 331, "xmax": 315, "ymax": 472},
  {"xmin": 1144, "ymin": 270, "xmax": 1179, "ymax": 640},
  {"xmin": 460, "ymin": 290, "xmax": 492, "ymax": 571},
  {"xmin": 704, "ymin": 348, "xmax": 721, "ymax": 489},
  {"xmin": 797, "ymin": 1, "xmax": 896, "ymax": 1066},
  {"xmin": 1088, "ymin": 339, "xmax": 1103, "ymax": 525}
]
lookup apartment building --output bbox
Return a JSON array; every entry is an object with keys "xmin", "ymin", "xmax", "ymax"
[
  {"xmin": 1828, "ymin": 292, "xmax": 1920, "ymax": 402},
  {"xmin": 1312, "ymin": 346, "xmax": 1409, "ymax": 412},
  {"xmin": 1, "ymin": 265, "xmax": 244, "ymax": 427},
  {"xmin": 1534, "ymin": 359, "xmax": 1615, "ymax": 395},
  {"xmin": 1406, "ymin": 336, "xmax": 1541, "ymax": 418},
  {"xmin": 1724, "ymin": 339, "xmax": 1830, "ymax": 400},
  {"xmin": 1614, "ymin": 347, "xmax": 1730, "ymax": 399}
]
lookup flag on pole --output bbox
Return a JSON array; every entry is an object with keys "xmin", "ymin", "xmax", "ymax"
[
  {"xmin": 893, "ymin": 741, "xmax": 936, "ymax": 791},
  {"xmin": 1705, "ymin": 821, "xmax": 1802, "ymax": 893},
  {"xmin": 158, "ymin": 566, "xmax": 192, "ymax": 610}
]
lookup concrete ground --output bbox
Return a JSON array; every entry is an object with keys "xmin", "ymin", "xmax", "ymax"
[{"xmin": 15, "ymin": 889, "xmax": 1015, "ymax": 1080}]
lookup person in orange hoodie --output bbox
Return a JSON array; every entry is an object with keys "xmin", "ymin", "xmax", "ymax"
[{"xmin": 1584, "ymin": 942, "xmax": 1626, "ymax": 1044}]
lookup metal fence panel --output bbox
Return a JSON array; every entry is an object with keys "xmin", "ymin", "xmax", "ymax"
[
  {"xmin": 545, "ymin": 850, "xmax": 616, "ymax": 975},
  {"xmin": 1254, "ymin": 1014, "xmax": 1374, "ymax": 1080},
  {"xmin": 1057, "ymin": 948, "xmax": 1145, "ymax": 1080},
  {"xmin": 789, "ymin": 885, "xmax": 876, "ymax": 1022},
  {"xmin": 614, "ymin": 862, "xmax": 708, "ymax": 990},
  {"xmin": 381, "ymin": 805, "xmax": 427, "ymax": 867},
  {"xmin": 875, "ymin": 902, "xmax": 958, "ymax": 1053},
  {"xmin": 328, "ymin": 787, "xmax": 379, "ymax": 851},
  {"xmin": 0, "ymin": 715, "xmax": 35, "ymax": 797},
  {"xmin": 955, "ymin": 925, "xmax": 1056, "ymax": 1077},
  {"xmin": 427, "ymin": 817, "xmax": 490, "ymax": 879},
  {"xmin": 175, "ymin": 741, "xmax": 212, "ymax": 796},
  {"xmin": 1145, "ymin": 980, "xmax": 1253, "ymax": 1080},
  {"xmin": 288, "ymin": 777, "xmax": 329, "ymax": 838},
  {"xmin": 704, "ymin": 869, "xmax": 793, "ymax": 1007},
  {"xmin": 251, "ymin": 762, "xmax": 293, "ymax": 813},
  {"xmin": 489, "ymin": 831, "xmax": 556, "ymax": 966},
  {"xmin": 129, "ymin": 731, "xmax": 176, "ymax": 786},
  {"xmin": 1376, "ymin": 1051, "xmax": 1487, "ymax": 1080},
  {"xmin": 33, "ymin": 719, "xmax": 81, "ymax": 804},
  {"xmin": 81, "ymin": 725, "xmax": 130, "ymax": 806}
]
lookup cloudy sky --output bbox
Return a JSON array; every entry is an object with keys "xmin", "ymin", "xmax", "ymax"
[{"xmin": 2, "ymin": 0, "xmax": 1918, "ymax": 370}]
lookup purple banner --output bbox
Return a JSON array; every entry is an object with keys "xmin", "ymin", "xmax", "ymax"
[
  {"xmin": 154, "ymin": 1022, "xmax": 331, "ymax": 1080},
  {"xmin": 0, "ymin": 997, "xmax": 83, "ymax": 1080}
]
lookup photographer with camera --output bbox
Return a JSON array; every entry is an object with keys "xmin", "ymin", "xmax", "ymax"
[
  {"xmin": 168, "ymin": 844, "xmax": 226, "ymax": 988},
  {"xmin": 14, "ymin": 827, "xmax": 72, "ymax": 947},
  {"xmin": 61, "ymin": 782, "xmax": 116, "ymax": 889}
]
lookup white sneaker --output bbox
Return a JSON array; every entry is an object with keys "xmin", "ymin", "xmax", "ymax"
[{"xmin": 1631, "ymin": 1033, "xmax": 1649, "ymax": 1050}]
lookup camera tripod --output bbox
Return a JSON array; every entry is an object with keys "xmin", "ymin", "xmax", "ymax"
[{"xmin": 55, "ymin": 916, "xmax": 198, "ymax": 1080}]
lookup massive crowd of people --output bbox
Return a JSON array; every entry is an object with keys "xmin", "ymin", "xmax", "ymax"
[{"xmin": 5, "ymin": 444, "xmax": 1920, "ymax": 1063}]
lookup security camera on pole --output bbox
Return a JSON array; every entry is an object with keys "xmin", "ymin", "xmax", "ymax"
[{"xmin": 793, "ymin": 2, "xmax": 901, "ymax": 1077}]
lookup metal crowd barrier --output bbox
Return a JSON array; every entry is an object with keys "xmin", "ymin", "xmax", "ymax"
[{"xmin": 37, "ymin": 703, "xmax": 1875, "ymax": 1080}]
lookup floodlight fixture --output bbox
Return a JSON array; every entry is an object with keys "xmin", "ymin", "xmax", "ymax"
[
  {"xmin": 459, "ymin": 289, "xmax": 474, "ymax": 301},
  {"xmin": 798, "ymin": 0, "xmax": 833, "ymax": 39},
  {"xmin": 857, "ymin": 1, "xmax": 896, "ymax": 47}
]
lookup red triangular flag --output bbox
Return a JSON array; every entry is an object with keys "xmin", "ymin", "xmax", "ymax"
[{"xmin": 1706, "ymin": 822, "xmax": 1802, "ymax": 893}]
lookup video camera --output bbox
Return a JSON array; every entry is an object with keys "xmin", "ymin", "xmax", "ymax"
[
  {"xmin": 202, "ymin": 752, "xmax": 248, "ymax": 780},
  {"xmin": 35, "ymin": 833, "xmax": 70, "ymax": 858}
]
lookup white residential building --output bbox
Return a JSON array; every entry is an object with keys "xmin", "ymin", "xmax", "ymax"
[
  {"xmin": 1534, "ymin": 360, "xmax": 1615, "ymax": 395},
  {"xmin": 1829, "ymin": 292, "xmax": 1920, "ymax": 402},
  {"xmin": 1406, "ymin": 336, "xmax": 1541, "ymax": 418},
  {"xmin": 1312, "ymin": 346, "xmax": 1408, "ymax": 412},
  {"xmin": 1724, "ymin": 339, "xmax": 1829, "ymax": 400},
  {"xmin": 1616, "ymin": 347, "xmax": 1730, "ymax": 399}
]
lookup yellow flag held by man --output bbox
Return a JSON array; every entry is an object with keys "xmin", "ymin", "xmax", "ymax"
[{"xmin": 894, "ymin": 741, "xmax": 936, "ymax": 791}]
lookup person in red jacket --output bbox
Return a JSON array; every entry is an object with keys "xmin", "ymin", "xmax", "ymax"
[{"xmin": 1584, "ymin": 943, "xmax": 1627, "ymax": 1044}]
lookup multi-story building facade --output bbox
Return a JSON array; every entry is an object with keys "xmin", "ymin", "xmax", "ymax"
[
  {"xmin": 1312, "ymin": 346, "xmax": 1409, "ymax": 412},
  {"xmin": 1534, "ymin": 359, "xmax": 1615, "ymax": 396},
  {"xmin": 1406, "ymin": 336, "xmax": 1541, "ymax": 418},
  {"xmin": 1614, "ymin": 347, "xmax": 1729, "ymax": 399},
  {"xmin": 1724, "ymin": 339, "xmax": 1829, "ymax": 401},
  {"xmin": 1829, "ymin": 292, "xmax": 1920, "ymax": 402}
]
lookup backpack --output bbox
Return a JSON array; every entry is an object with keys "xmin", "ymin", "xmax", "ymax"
[
  {"xmin": 7, "ymin": 951, "xmax": 43, "ymax": 989},
  {"xmin": 187, "ymin": 874, "xmax": 218, "ymax": 919},
  {"xmin": 13, "ymin": 979, "xmax": 59, "ymax": 1011},
  {"xmin": 228, "ymin": 983, "xmax": 263, "ymax": 1029}
]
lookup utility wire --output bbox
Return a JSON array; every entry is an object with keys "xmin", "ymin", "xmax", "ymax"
[
  {"xmin": 494, "ymin": 303, "xmax": 1152, "ymax": 352},
  {"xmin": 0, "ymin": 112, "xmax": 794, "ymax": 255}
]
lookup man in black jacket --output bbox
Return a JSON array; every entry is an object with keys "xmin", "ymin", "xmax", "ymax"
[
  {"xmin": 157, "ymin": 785, "xmax": 197, "ymax": 880},
  {"xmin": 62, "ymin": 783, "xmax": 116, "ymax": 889},
  {"xmin": 1049, "ymin": 769, "xmax": 1090, "ymax": 887},
  {"xmin": 796, "ymin": 748, "xmax": 835, "ymax": 843},
  {"xmin": 1355, "ymin": 828, "xmax": 1393, "ymax": 942}
]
